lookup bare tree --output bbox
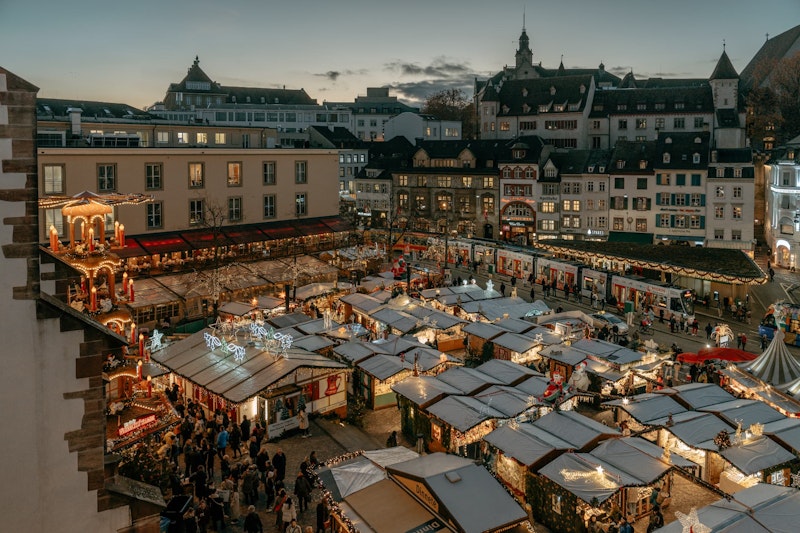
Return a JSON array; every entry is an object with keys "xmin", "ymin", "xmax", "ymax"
[{"xmin": 422, "ymin": 88, "xmax": 478, "ymax": 140}]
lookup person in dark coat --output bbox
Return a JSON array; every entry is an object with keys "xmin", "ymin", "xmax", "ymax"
[
  {"xmin": 272, "ymin": 447, "xmax": 287, "ymax": 482},
  {"xmin": 191, "ymin": 465, "xmax": 209, "ymax": 499},
  {"xmin": 499, "ymin": 282, "xmax": 506, "ymax": 296},
  {"xmin": 240, "ymin": 415, "xmax": 251, "ymax": 442},
  {"xmin": 248, "ymin": 436, "xmax": 259, "ymax": 460},
  {"xmin": 294, "ymin": 471, "xmax": 312, "ymax": 513},
  {"xmin": 243, "ymin": 505, "xmax": 263, "ymax": 533},
  {"xmin": 316, "ymin": 499, "xmax": 330, "ymax": 533}
]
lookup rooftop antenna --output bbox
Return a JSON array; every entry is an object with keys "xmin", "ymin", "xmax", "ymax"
[
  {"xmin": 523, "ymin": 5, "xmax": 526, "ymax": 31},
  {"xmin": 766, "ymin": 33, "xmax": 769, "ymax": 42},
  {"xmin": 723, "ymin": 38, "xmax": 726, "ymax": 51}
]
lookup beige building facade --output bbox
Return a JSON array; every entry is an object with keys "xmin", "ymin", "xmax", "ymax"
[{"xmin": 38, "ymin": 147, "xmax": 340, "ymax": 240}]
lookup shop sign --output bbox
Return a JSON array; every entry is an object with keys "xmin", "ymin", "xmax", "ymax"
[
  {"xmin": 323, "ymin": 374, "xmax": 343, "ymax": 396},
  {"xmin": 268, "ymin": 415, "xmax": 300, "ymax": 438},
  {"xmin": 406, "ymin": 518, "xmax": 447, "ymax": 533},
  {"xmin": 118, "ymin": 414, "xmax": 157, "ymax": 437},
  {"xmin": 396, "ymin": 477, "xmax": 439, "ymax": 513}
]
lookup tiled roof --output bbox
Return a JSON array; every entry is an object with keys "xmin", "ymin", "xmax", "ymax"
[
  {"xmin": 36, "ymin": 98, "xmax": 158, "ymax": 120},
  {"xmin": 655, "ymin": 132, "xmax": 709, "ymax": 169},
  {"xmin": 741, "ymin": 24, "xmax": 800, "ymax": 89},
  {"xmin": 711, "ymin": 148, "xmax": 753, "ymax": 164},
  {"xmin": 610, "ymin": 140, "xmax": 658, "ymax": 173},
  {"xmin": 223, "ymin": 86, "xmax": 316, "ymax": 106},
  {"xmin": 710, "ymin": 50, "xmax": 739, "ymax": 80},
  {"xmin": 495, "ymin": 75, "xmax": 594, "ymax": 116},
  {"xmin": 589, "ymin": 86, "xmax": 713, "ymax": 117},
  {"xmin": 309, "ymin": 126, "xmax": 365, "ymax": 149}
]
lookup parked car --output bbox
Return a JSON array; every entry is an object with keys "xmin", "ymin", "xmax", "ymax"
[{"xmin": 590, "ymin": 312, "xmax": 629, "ymax": 334}]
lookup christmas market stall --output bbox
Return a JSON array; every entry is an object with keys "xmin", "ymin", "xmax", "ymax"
[
  {"xmin": 419, "ymin": 395, "xmax": 507, "ymax": 456},
  {"xmin": 392, "ymin": 376, "xmax": 462, "ymax": 447},
  {"xmin": 490, "ymin": 332, "xmax": 544, "ymax": 365},
  {"xmin": 482, "ymin": 421, "xmax": 573, "ymax": 501},
  {"xmin": 655, "ymin": 484, "xmax": 800, "ymax": 533},
  {"xmin": 473, "ymin": 359, "xmax": 541, "ymax": 386},
  {"xmin": 462, "ymin": 321, "xmax": 506, "ymax": 360},
  {"xmin": 459, "ymin": 297, "xmax": 546, "ymax": 322},
  {"xmin": 384, "ymin": 454, "xmax": 529, "ymax": 533},
  {"xmin": 602, "ymin": 393, "xmax": 689, "ymax": 434},
  {"xmin": 533, "ymin": 452, "xmax": 643, "ymax": 533},
  {"xmin": 150, "ymin": 325, "xmax": 349, "ymax": 439}
]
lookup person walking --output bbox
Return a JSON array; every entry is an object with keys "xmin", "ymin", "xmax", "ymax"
[
  {"xmin": 216, "ymin": 425, "xmax": 229, "ymax": 460},
  {"xmin": 529, "ymin": 286, "xmax": 535, "ymax": 302},
  {"xmin": 243, "ymin": 505, "xmax": 263, "ymax": 533},
  {"xmin": 294, "ymin": 471, "xmax": 312, "ymax": 513},
  {"xmin": 741, "ymin": 333, "xmax": 748, "ymax": 351},
  {"xmin": 281, "ymin": 498, "xmax": 298, "ymax": 533},
  {"xmin": 499, "ymin": 282, "xmax": 506, "ymax": 296},
  {"xmin": 240, "ymin": 415, "xmax": 251, "ymax": 442},
  {"xmin": 316, "ymin": 499, "xmax": 330, "ymax": 533},
  {"xmin": 272, "ymin": 447, "xmax": 287, "ymax": 483},
  {"xmin": 705, "ymin": 322, "xmax": 713, "ymax": 340},
  {"xmin": 229, "ymin": 422, "xmax": 242, "ymax": 458}
]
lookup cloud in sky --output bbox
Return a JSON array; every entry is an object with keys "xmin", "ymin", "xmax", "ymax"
[
  {"xmin": 384, "ymin": 56, "xmax": 473, "ymax": 78},
  {"xmin": 313, "ymin": 69, "xmax": 368, "ymax": 82},
  {"xmin": 379, "ymin": 56, "xmax": 485, "ymax": 104}
]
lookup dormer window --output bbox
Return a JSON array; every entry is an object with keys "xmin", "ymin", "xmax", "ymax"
[
  {"xmin": 693, "ymin": 153, "xmax": 701, "ymax": 164},
  {"xmin": 502, "ymin": 105, "xmax": 510, "ymax": 114},
  {"xmin": 675, "ymin": 102, "xmax": 684, "ymax": 110},
  {"xmin": 550, "ymin": 86, "xmax": 556, "ymax": 96},
  {"xmin": 522, "ymin": 104, "xmax": 531, "ymax": 113},
  {"xmin": 579, "ymin": 84, "xmax": 586, "ymax": 94},
  {"xmin": 538, "ymin": 104, "xmax": 550, "ymax": 113},
  {"xmin": 617, "ymin": 104, "xmax": 627, "ymax": 111},
  {"xmin": 554, "ymin": 103, "xmax": 565, "ymax": 112},
  {"xmin": 788, "ymin": 150, "xmax": 795, "ymax": 160},
  {"xmin": 598, "ymin": 166, "xmax": 605, "ymax": 173},
  {"xmin": 665, "ymin": 137, "xmax": 672, "ymax": 144},
  {"xmin": 616, "ymin": 160, "xmax": 625, "ymax": 169},
  {"xmin": 663, "ymin": 153, "xmax": 671, "ymax": 163},
  {"xmin": 545, "ymin": 167, "xmax": 557, "ymax": 178},
  {"xmin": 513, "ymin": 149, "xmax": 525, "ymax": 159},
  {"xmin": 522, "ymin": 88, "xmax": 528, "ymax": 97},
  {"xmin": 568, "ymin": 103, "xmax": 580, "ymax": 111},
  {"xmin": 694, "ymin": 136, "xmax": 702, "ymax": 143},
  {"xmin": 637, "ymin": 103, "xmax": 646, "ymax": 110},
  {"xmin": 639, "ymin": 160, "xmax": 647, "ymax": 169},
  {"xmin": 588, "ymin": 166, "xmax": 595, "ymax": 173}
]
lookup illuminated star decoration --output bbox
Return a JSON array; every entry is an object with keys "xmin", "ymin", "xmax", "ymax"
[
  {"xmin": 149, "ymin": 329, "xmax": 164, "ymax": 351},
  {"xmin": 675, "ymin": 508, "xmax": 711, "ymax": 533},
  {"xmin": 791, "ymin": 472, "xmax": 800, "ymax": 489}
]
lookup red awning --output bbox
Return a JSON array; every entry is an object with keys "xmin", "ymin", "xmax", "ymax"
[
  {"xmin": 294, "ymin": 218, "xmax": 333, "ymax": 236},
  {"xmin": 136, "ymin": 235, "xmax": 192, "ymax": 255},
  {"xmin": 262, "ymin": 223, "xmax": 301, "ymax": 240},
  {"xmin": 180, "ymin": 229, "xmax": 235, "ymax": 250},
  {"xmin": 321, "ymin": 217, "xmax": 353, "ymax": 233},
  {"xmin": 223, "ymin": 226, "xmax": 269, "ymax": 245},
  {"xmin": 678, "ymin": 348, "xmax": 757, "ymax": 364},
  {"xmin": 114, "ymin": 238, "xmax": 149, "ymax": 258}
]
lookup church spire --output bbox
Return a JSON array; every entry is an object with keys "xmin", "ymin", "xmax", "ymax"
[{"xmin": 515, "ymin": 16, "xmax": 533, "ymax": 69}]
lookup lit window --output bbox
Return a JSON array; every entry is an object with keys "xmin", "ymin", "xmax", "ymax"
[
  {"xmin": 43, "ymin": 164, "xmax": 64, "ymax": 194},
  {"xmin": 189, "ymin": 163, "xmax": 204, "ymax": 188},
  {"xmin": 227, "ymin": 162, "xmax": 242, "ymax": 186}
]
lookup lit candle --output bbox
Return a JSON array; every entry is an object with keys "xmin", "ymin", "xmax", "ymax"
[
  {"xmin": 137, "ymin": 359, "xmax": 142, "ymax": 380},
  {"xmin": 139, "ymin": 333, "xmax": 144, "ymax": 355},
  {"xmin": 88, "ymin": 228, "xmax": 94, "ymax": 252},
  {"xmin": 129, "ymin": 281, "xmax": 135, "ymax": 302},
  {"xmin": 119, "ymin": 224, "xmax": 125, "ymax": 247},
  {"xmin": 130, "ymin": 323, "xmax": 136, "ymax": 344},
  {"xmin": 114, "ymin": 221, "xmax": 120, "ymax": 243},
  {"xmin": 91, "ymin": 287, "xmax": 97, "ymax": 311},
  {"xmin": 49, "ymin": 225, "xmax": 57, "ymax": 250},
  {"xmin": 147, "ymin": 375, "xmax": 152, "ymax": 397},
  {"xmin": 122, "ymin": 272, "xmax": 128, "ymax": 294}
]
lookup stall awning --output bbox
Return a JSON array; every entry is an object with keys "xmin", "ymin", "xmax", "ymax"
[
  {"xmin": 294, "ymin": 218, "xmax": 333, "ymax": 236},
  {"xmin": 223, "ymin": 225, "xmax": 269, "ymax": 245},
  {"xmin": 136, "ymin": 234, "xmax": 192, "ymax": 255},
  {"xmin": 114, "ymin": 238, "xmax": 149, "ymax": 258},
  {"xmin": 322, "ymin": 217, "xmax": 354, "ymax": 233},
  {"xmin": 180, "ymin": 228, "xmax": 235, "ymax": 250}
]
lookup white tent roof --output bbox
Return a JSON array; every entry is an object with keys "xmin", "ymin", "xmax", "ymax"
[
  {"xmin": 532, "ymin": 410, "xmax": 620, "ymax": 449},
  {"xmin": 589, "ymin": 438, "xmax": 672, "ymax": 484},
  {"xmin": 474, "ymin": 358, "xmax": 540, "ymax": 385},
  {"xmin": 741, "ymin": 327, "xmax": 800, "ymax": 385},
  {"xmin": 719, "ymin": 435, "xmax": 797, "ymax": 475},
  {"xmin": 656, "ymin": 383, "xmax": 736, "ymax": 409},
  {"xmin": 698, "ymin": 399, "xmax": 786, "ymax": 428}
]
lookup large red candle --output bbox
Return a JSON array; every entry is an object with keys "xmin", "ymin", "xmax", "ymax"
[
  {"xmin": 130, "ymin": 323, "xmax": 136, "ymax": 345},
  {"xmin": 119, "ymin": 224, "xmax": 125, "ymax": 247},
  {"xmin": 90, "ymin": 287, "xmax": 97, "ymax": 312},
  {"xmin": 138, "ymin": 334, "xmax": 144, "ymax": 355},
  {"xmin": 129, "ymin": 281, "xmax": 135, "ymax": 302}
]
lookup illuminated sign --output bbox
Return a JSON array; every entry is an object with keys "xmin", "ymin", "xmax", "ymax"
[{"xmin": 118, "ymin": 414, "xmax": 157, "ymax": 437}]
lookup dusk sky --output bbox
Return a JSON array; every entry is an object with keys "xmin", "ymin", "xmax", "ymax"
[{"xmin": 2, "ymin": 0, "xmax": 798, "ymax": 110}]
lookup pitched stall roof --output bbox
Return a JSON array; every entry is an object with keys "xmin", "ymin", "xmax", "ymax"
[
  {"xmin": 150, "ymin": 328, "xmax": 346, "ymax": 404},
  {"xmin": 603, "ymin": 393, "xmax": 688, "ymax": 425},
  {"xmin": 427, "ymin": 395, "xmax": 507, "ymax": 432},
  {"xmin": 533, "ymin": 410, "xmax": 620, "ymax": 450},
  {"xmin": 385, "ymin": 454, "xmax": 529, "ymax": 533},
  {"xmin": 391, "ymin": 376, "xmax": 461, "ymax": 408},
  {"xmin": 538, "ymin": 452, "xmax": 641, "ymax": 505}
]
